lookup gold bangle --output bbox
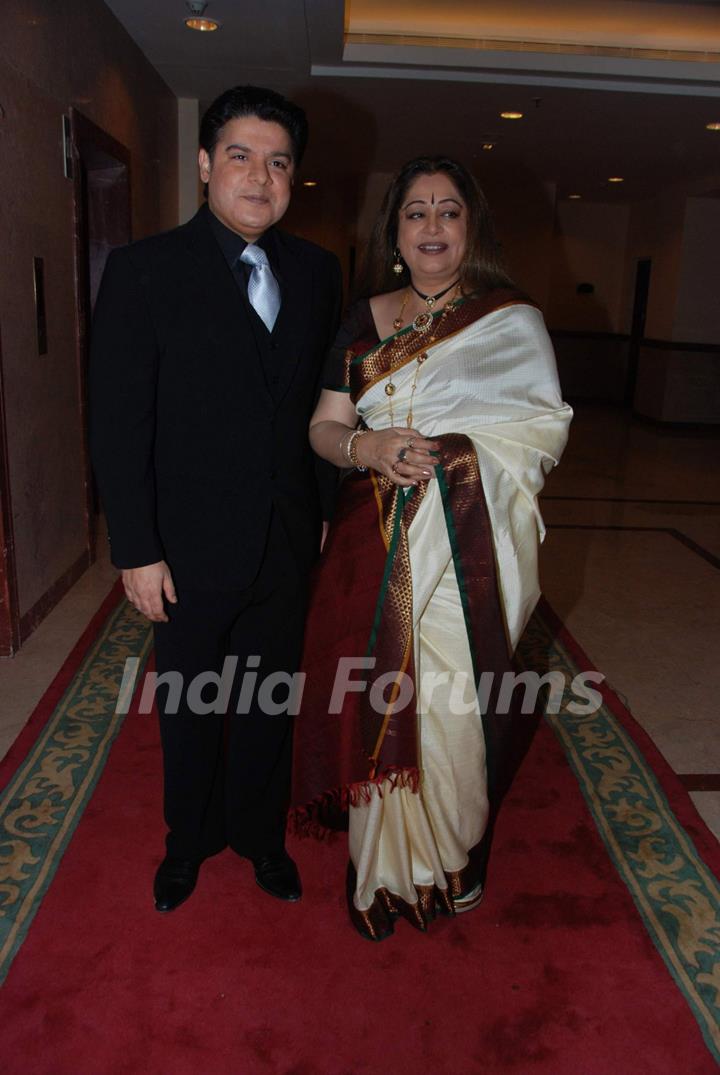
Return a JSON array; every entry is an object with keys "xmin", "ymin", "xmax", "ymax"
[
  {"xmin": 347, "ymin": 429, "xmax": 368, "ymax": 471},
  {"xmin": 339, "ymin": 429, "xmax": 353, "ymax": 463}
]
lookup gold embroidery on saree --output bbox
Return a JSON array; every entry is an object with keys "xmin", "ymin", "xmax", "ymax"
[{"xmin": 349, "ymin": 294, "xmax": 532, "ymax": 404}]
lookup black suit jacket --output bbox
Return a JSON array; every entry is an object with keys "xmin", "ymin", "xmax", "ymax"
[{"xmin": 89, "ymin": 204, "xmax": 342, "ymax": 591}]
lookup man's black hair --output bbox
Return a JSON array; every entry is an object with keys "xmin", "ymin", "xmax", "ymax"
[{"xmin": 199, "ymin": 85, "xmax": 308, "ymax": 165}]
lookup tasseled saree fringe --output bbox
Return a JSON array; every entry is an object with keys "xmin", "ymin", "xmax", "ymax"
[{"xmin": 289, "ymin": 767, "xmax": 421, "ymax": 840}]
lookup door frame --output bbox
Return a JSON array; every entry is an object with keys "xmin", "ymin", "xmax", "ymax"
[
  {"xmin": 70, "ymin": 108, "xmax": 132, "ymax": 564},
  {"xmin": 0, "ymin": 324, "xmax": 20, "ymax": 656},
  {"xmin": 626, "ymin": 257, "xmax": 652, "ymax": 408}
]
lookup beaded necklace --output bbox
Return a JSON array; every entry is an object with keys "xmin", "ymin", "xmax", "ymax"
[{"xmin": 385, "ymin": 284, "xmax": 461, "ymax": 428}]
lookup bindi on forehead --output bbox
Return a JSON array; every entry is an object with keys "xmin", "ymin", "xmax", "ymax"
[
  {"xmin": 411, "ymin": 190, "xmax": 441, "ymax": 205},
  {"xmin": 402, "ymin": 192, "xmax": 464, "ymax": 210}
]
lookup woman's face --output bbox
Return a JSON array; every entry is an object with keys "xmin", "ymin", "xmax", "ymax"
[{"xmin": 396, "ymin": 172, "xmax": 468, "ymax": 286}]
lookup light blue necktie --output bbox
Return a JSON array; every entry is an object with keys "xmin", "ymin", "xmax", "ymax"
[{"xmin": 239, "ymin": 244, "xmax": 281, "ymax": 332}]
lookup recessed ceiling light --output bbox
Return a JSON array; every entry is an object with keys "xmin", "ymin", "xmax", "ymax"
[
  {"xmin": 481, "ymin": 143, "xmax": 495, "ymax": 151},
  {"xmin": 568, "ymin": 194, "xmax": 582, "ymax": 200},
  {"xmin": 500, "ymin": 112, "xmax": 523, "ymax": 120},
  {"xmin": 608, "ymin": 176, "xmax": 624, "ymax": 183},
  {"xmin": 303, "ymin": 180, "xmax": 318, "ymax": 187},
  {"xmin": 706, "ymin": 122, "xmax": 720, "ymax": 131}
]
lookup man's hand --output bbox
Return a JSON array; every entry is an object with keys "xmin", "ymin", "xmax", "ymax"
[{"xmin": 122, "ymin": 561, "xmax": 177, "ymax": 622}]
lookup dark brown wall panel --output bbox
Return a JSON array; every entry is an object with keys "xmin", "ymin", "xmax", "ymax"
[{"xmin": 0, "ymin": 0, "xmax": 178, "ymax": 635}]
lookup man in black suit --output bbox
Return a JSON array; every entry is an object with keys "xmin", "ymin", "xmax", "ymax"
[{"xmin": 90, "ymin": 86, "xmax": 342, "ymax": 912}]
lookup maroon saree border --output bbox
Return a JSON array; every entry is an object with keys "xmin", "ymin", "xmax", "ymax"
[{"xmin": 345, "ymin": 289, "xmax": 533, "ymax": 403}]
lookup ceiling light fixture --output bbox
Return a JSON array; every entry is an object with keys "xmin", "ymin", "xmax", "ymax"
[
  {"xmin": 303, "ymin": 180, "xmax": 318, "ymax": 187},
  {"xmin": 608, "ymin": 176, "xmax": 624, "ymax": 183},
  {"xmin": 481, "ymin": 143, "xmax": 495, "ymax": 150},
  {"xmin": 568, "ymin": 194, "xmax": 582, "ymax": 200},
  {"xmin": 500, "ymin": 112, "xmax": 523, "ymax": 120},
  {"xmin": 185, "ymin": 17, "xmax": 218, "ymax": 30},
  {"xmin": 185, "ymin": 1, "xmax": 220, "ymax": 31},
  {"xmin": 706, "ymin": 122, "xmax": 720, "ymax": 131}
]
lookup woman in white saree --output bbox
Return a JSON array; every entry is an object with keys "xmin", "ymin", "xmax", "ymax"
[{"xmin": 292, "ymin": 157, "xmax": 572, "ymax": 940}]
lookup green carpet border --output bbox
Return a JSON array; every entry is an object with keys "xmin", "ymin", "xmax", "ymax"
[
  {"xmin": 0, "ymin": 598, "xmax": 152, "ymax": 985},
  {"xmin": 517, "ymin": 612, "xmax": 720, "ymax": 1063}
]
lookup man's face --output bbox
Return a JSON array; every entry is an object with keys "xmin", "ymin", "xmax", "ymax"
[{"xmin": 198, "ymin": 115, "xmax": 295, "ymax": 241}]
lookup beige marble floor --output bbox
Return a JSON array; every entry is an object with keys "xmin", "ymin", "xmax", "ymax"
[
  {"xmin": 0, "ymin": 548, "xmax": 118, "ymax": 761},
  {"xmin": 540, "ymin": 405, "xmax": 720, "ymax": 838},
  {"xmin": 1, "ymin": 405, "xmax": 718, "ymax": 842}
]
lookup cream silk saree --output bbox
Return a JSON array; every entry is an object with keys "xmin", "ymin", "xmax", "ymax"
[{"xmin": 293, "ymin": 290, "xmax": 572, "ymax": 938}]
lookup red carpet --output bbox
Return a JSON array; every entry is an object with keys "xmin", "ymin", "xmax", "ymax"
[{"xmin": 1, "ymin": 595, "xmax": 719, "ymax": 1073}]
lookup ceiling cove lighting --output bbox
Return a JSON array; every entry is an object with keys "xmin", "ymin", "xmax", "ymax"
[
  {"xmin": 185, "ymin": 1, "xmax": 219, "ymax": 31},
  {"xmin": 608, "ymin": 176, "xmax": 624, "ymax": 183},
  {"xmin": 706, "ymin": 122, "xmax": 720, "ymax": 131},
  {"xmin": 500, "ymin": 112, "xmax": 523, "ymax": 120}
]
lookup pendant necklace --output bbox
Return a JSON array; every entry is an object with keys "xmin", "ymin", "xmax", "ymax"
[
  {"xmin": 408, "ymin": 278, "xmax": 460, "ymax": 333},
  {"xmin": 386, "ymin": 283, "xmax": 462, "ymax": 428},
  {"xmin": 392, "ymin": 277, "xmax": 460, "ymax": 333}
]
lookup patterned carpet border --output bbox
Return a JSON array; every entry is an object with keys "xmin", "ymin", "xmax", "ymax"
[
  {"xmin": 0, "ymin": 593, "xmax": 152, "ymax": 985},
  {"xmin": 517, "ymin": 605, "xmax": 720, "ymax": 1064}
]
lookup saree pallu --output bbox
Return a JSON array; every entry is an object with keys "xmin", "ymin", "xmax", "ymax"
[{"xmin": 292, "ymin": 291, "xmax": 573, "ymax": 935}]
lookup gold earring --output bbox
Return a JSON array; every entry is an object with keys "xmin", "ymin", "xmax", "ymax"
[{"xmin": 392, "ymin": 248, "xmax": 404, "ymax": 276}]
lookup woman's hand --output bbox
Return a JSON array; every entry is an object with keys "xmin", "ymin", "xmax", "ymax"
[{"xmin": 355, "ymin": 428, "xmax": 440, "ymax": 487}]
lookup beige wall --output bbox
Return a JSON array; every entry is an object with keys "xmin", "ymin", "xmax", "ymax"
[
  {"xmin": 486, "ymin": 175, "xmax": 557, "ymax": 313},
  {"xmin": 620, "ymin": 190, "xmax": 686, "ymax": 340},
  {"xmin": 674, "ymin": 197, "xmax": 720, "ymax": 345},
  {"xmin": 283, "ymin": 175, "xmax": 361, "ymax": 295},
  {"xmin": 546, "ymin": 186, "xmax": 720, "ymax": 345},
  {"xmin": 547, "ymin": 201, "xmax": 630, "ymax": 333},
  {"xmin": 0, "ymin": 0, "xmax": 177, "ymax": 622},
  {"xmin": 632, "ymin": 192, "xmax": 720, "ymax": 422}
]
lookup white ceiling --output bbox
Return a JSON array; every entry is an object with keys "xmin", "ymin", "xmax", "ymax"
[{"xmin": 104, "ymin": 0, "xmax": 720, "ymax": 200}]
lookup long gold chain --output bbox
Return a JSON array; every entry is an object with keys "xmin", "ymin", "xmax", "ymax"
[
  {"xmin": 386, "ymin": 284, "xmax": 461, "ymax": 428},
  {"xmin": 392, "ymin": 289, "xmax": 411, "ymax": 331}
]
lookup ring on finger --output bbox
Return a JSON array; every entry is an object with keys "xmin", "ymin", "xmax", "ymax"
[
  {"xmin": 406, "ymin": 437, "xmax": 415, "ymax": 449},
  {"xmin": 397, "ymin": 447, "xmax": 408, "ymax": 463},
  {"xmin": 391, "ymin": 461, "xmax": 400, "ymax": 474}
]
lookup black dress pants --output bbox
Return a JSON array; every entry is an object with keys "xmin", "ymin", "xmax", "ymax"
[{"xmin": 153, "ymin": 513, "xmax": 307, "ymax": 862}]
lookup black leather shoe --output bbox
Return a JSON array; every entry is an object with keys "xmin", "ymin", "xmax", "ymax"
[
  {"xmin": 154, "ymin": 856, "xmax": 200, "ymax": 913},
  {"xmin": 252, "ymin": 851, "xmax": 302, "ymax": 901}
]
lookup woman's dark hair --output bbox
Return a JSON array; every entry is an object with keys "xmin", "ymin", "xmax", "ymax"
[
  {"xmin": 199, "ymin": 85, "xmax": 309, "ymax": 165},
  {"xmin": 355, "ymin": 156, "xmax": 514, "ymax": 299}
]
